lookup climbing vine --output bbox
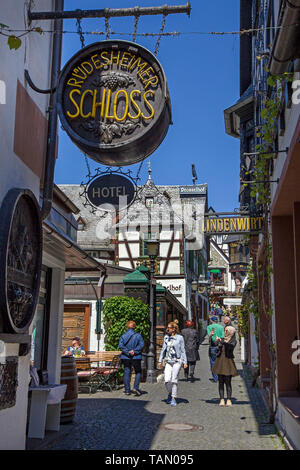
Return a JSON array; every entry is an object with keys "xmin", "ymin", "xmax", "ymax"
[
  {"xmin": 0, "ymin": 22, "xmax": 43, "ymax": 50},
  {"xmin": 243, "ymin": 72, "xmax": 293, "ymax": 424},
  {"xmin": 102, "ymin": 296, "xmax": 150, "ymax": 351}
]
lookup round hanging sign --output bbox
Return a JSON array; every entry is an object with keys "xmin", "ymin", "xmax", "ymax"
[
  {"xmin": 0, "ymin": 189, "xmax": 42, "ymax": 334},
  {"xmin": 86, "ymin": 172, "xmax": 136, "ymax": 211},
  {"xmin": 57, "ymin": 40, "xmax": 172, "ymax": 166}
]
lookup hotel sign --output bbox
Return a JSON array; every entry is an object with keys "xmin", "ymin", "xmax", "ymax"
[
  {"xmin": 86, "ymin": 172, "xmax": 136, "ymax": 211},
  {"xmin": 202, "ymin": 215, "xmax": 263, "ymax": 235},
  {"xmin": 57, "ymin": 40, "xmax": 171, "ymax": 167}
]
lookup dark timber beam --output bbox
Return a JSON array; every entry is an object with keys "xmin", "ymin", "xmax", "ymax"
[{"xmin": 28, "ymin": 3, "xmax": 191, "ymax": 21}]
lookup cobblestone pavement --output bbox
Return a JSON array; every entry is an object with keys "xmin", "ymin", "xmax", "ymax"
[{"xmin": 43, "ymin": 334, "xmax": 286, "ymax": 451}]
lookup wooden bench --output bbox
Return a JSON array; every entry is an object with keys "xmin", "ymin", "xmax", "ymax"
[{"xmin": 87, "ymin": 351, "xmax": 121, "ymax": 365}]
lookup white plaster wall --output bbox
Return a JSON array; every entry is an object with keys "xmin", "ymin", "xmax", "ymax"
[
  {"xmin": 130, "ymin": 243, "xmax": 140, "ymax": 258},
  {"xmin": 166, "ymin": 260, "xmax": 180, "ymax": 275},
  {"xmin": 160, "ymin": 243, "xmax": 169, "ymax": 257},
  {"xmin": 64, "ymin": 300, "xmax": 106, "ymax": 352},
  {"xmin": 0, "ymin": 0, "xmax": 54, "ymax": 450},
  {"xmin": 47, "ymin": 268, "xmax": 65, "ymax": 384},
  {"xmin": 0, "ymin": 0, "xmax": 54, "ymax": 203},
  {"xmin": 160, "ymin": 260, "xmax": 166, "ymax": 273},
  {"xmin": 160, "ymin": 231, "xmax": 173, "ymax": 240},
  {"xmin": 118, "ymin": 260, "xmax": 133, "ymax": 270},
  {"xmin": 118, "ymin": 244, "xmax": 128, "ymax": 258},
  {"xmin": 271, "ymin": 72, "xmax": 300, "ymax": 202},
  {"xmin": 0, "ymin": 345, "xmax": 30, "ymax": 450},
  {"xmin": 171, "ymin": 242, "xmax": 180, "ymax": 257}
]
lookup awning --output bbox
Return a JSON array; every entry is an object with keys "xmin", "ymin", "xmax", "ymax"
[{"xmin": 43, "ymin": 220, "xmax": 106, "ymax": 273}]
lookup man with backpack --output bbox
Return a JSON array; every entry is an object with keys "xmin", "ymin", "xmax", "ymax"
[{"xmin": 118, "ymin": 321, "xmax": 144, "ymax": 396}]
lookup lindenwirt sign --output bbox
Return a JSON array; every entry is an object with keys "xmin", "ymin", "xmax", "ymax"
[
  {"xmin": 202, "ymin": 215, "xmax": 263, "ymax": 235},
  {"xmin": 57, "ymin": 40, "xmax": 172, "ymax": 166}
]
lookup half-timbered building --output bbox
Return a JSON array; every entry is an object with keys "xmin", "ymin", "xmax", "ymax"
[{"xmin": 59, "ymin": 169, "xmax": 210, "ymax": 337}]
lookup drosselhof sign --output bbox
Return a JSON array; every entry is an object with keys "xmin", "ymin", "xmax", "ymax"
[
  {"xmin": 179, "ymin": 184, "xmax": 207, "ymax": 198},
  {"xmin": 86, "ymin": 173, "xmax": 135, "ymax": 210},
  {"xmin": 57, "ymin": 40, "xmax": 172, "ymax": 166},
  {"xmin": 202, "ymin": 215, "xmax": 263, "ymax": 235}
]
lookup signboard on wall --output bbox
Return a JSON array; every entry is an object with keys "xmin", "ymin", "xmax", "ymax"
[
  {"xmin": 86, "ymin": 172, "xmax": 136, "ymax": 211},
  {"xmin": 159, "ymin": 279, "xmax": 186, "ymax": 308},
  {"xmin": 202, "ymin": 215, "xmax": 263, "ymax": 235},
  {"xmin": 179, "ymin": 185, "xmax": 207, "ymax": 198},
  {"xmin": 57, "ymin": 40, "xmax": 172, "ymax": 166}
]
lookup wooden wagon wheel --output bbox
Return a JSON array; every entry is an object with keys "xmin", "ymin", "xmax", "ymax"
[{"xmin": 0, "ymin": 188, "xmax": 42, "ymax": 334}]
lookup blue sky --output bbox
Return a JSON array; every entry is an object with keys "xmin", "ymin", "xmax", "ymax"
[{"xmin": 54, "ymin": 0, "xmax": 241, "ymax": 212}]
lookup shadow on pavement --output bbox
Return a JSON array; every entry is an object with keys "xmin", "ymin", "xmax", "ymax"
[
  {"xmin": 238, "ymin": 363, "xmax": 278, "ymax": 436},
  {"xmin": 44, "ymin": 398, "xmax": 165, "ymax": 450}
]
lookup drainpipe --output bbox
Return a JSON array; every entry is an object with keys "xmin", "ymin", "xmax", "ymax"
[
  {"xmin": 269, "ymin": 0, "xmax": 300, "ymax": 75},
  {"xmin": 41, "ymin": 0, "xmax": 64, "ymax": 220}
]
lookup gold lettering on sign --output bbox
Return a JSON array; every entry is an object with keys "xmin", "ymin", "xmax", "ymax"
[
  {"xmin": 202, "ymin": 216, "xmax": 263, "ymax": 234},
  {"xmin": 66, "ymin": 52, "xmax": 159, "ymax": 91},
  {"xmin": 230, "ymin": 218, "xmax": 237, "ymax": 232}
]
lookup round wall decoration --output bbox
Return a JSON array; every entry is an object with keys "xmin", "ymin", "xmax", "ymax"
[
  {"xmin": 57, "ymin": 40, "xmax": 172, "ymax": 166},
  {"xmin": 0, "ymin": 189, "xmax": 42, "ymax": 334}
]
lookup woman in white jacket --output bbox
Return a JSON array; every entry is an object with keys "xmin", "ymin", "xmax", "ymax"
[{"xmin": 158, "ymin": 320, "xmax": 188, "ymax": 406}]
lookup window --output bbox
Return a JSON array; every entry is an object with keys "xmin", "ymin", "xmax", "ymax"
[
  {"xmin": 145, "ymin": 197, "xmax": 154, "ymax": 209},
  {"xmin": 77, "ymin": 217, "xmax": 86, "ymax": 231},
  {"xmin": 209, "ymin": 269, "xmax": 225, "ymax": 286},
  {"xmin": 217, "ymin": 235, "xmax": 222, "ymax": 245},
  {"xmin": 141, "ymin": 232, "xmax": 159, "ymax": 256}
]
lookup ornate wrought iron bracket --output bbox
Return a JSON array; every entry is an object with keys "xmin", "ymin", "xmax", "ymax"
[
  {"xmin": 79, "ymin": 166, "xmax": 140, "ymax": 217},
  {"xmin": 24, "ymin": 69, "xmax": 57, "ymax": 95},
  {"xmin": 28, "ymin": 3, "xmax": 191, "ymax": 21}
]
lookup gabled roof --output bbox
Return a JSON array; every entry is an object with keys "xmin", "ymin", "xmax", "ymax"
[
  {"xmin": 123, "ymin": 269, "xmax": 149, "ymax": 284},
  {"xmin": 210, "ymin": 239, "xmax": 230, "ymax": 264}
]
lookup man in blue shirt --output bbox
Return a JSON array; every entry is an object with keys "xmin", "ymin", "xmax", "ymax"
[
  {"xmin": 216, "ymin": 305, "xmax": 223, "ymax": 323},
  {"xmin": 119, "ymin": 320, "xmax": 144, "ymax": 396}
]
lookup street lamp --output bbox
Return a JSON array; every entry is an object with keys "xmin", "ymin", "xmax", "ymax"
[
  {"xmin": 146, "ymin": 238, "xmax": 159, "ymax": 383},
  {"xmin": 191, "ymin": 280, "xmax": 198, "ymax": 292}
]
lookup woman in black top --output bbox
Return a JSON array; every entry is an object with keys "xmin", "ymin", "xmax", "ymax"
[{"xmin": 213, "ymin": 326, "xmax": 238, "ymax": 407}]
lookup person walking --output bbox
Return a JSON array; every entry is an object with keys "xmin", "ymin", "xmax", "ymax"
[
  {"xmin": 212, "ymin": 325, "xmax": 238, "ymax": 406},
  {"xmin": 223, "ymin": 315, "xmax": 232, "ymax": 327},
  {"xmin": 158, "ymin": 320, "xmax": 188, "ymax": 406},
  {"xmin": 207, "ymin": 317, "xmax": 224, "ymax": 382},
  {"xmin": 216, "ymin": 305, "xmax": 223, "ymax": 323},
  {"xmin": 118, "ymin": 320, "xmax": 144, "ymax": 396},
  {"xmin": 181, "ymin": 320, "xmax": 200, "ymax": 382}
]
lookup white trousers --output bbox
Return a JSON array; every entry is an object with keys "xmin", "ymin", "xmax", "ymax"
[{"xmin": 164, "ymin": 361, "xmax": 182, "ymax": 398}]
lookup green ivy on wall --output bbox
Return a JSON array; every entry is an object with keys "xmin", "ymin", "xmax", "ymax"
[{"xmin": 102, "ymin": 296, "xmax": 150, "ymax": 351}]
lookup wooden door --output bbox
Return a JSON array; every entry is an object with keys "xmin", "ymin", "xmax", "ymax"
[{"xmin": 62, "ymin": 304, "xmax": 90, "ymax": 354}]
